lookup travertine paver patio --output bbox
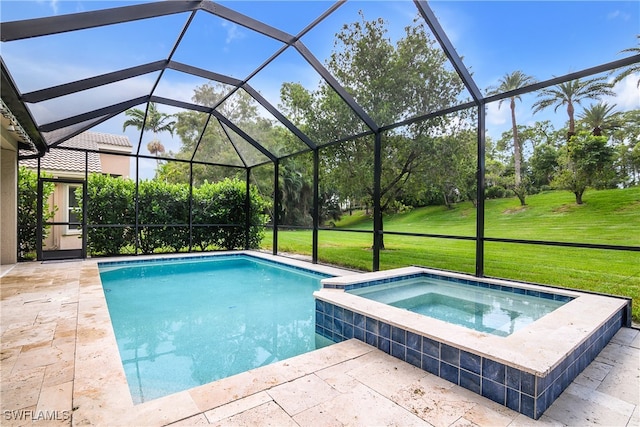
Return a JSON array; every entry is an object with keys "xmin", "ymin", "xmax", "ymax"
[{"xmin": 1, "ymin": 256, "xmax": 638, "ymax": 426}]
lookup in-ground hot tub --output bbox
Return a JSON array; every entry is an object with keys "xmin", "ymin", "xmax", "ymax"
[
  {"xmin": 314, "ymin": 267, "xmax": 630, "ymax": 419},
  {"xmin": 347, "ymin": 274, "xmax": 572, "ymax": 337}
]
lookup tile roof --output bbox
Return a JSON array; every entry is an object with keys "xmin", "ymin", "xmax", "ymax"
[
  {"xmin": 19, "ymin": 131, "xmax": 131, "ymax": 174},
  {"xmin": 76, "ymin": 131, "xmax": 132, "ymax": 148}
]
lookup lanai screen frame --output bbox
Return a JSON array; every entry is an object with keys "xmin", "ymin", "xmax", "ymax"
[{"xmin": 2, "ymin": 0, "xmax": 639, "ymax": 271}]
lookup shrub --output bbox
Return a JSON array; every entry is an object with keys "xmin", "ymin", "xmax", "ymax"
[
  {"xmin": 83, "ymin": 174, "xmax": 268, "ymax": 255},
  {"xmin": 193, "ymin": 178, "xmax": 269, "ymax": 250},
  {"xmin": 81, "ymin": 173, "xmax": 135, "ymax": 256},
  {"xmin": 137, "ymin": 180, "xmax": 190, "ymax": 254},
  {"xmin": 17, "ymin": 166, "xmax": 55, "ymax": 260}
]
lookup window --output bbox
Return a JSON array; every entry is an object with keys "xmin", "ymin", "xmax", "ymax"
[{"xmin": 66, "ymin": 184, "xmax": 81, "ymax": 233}]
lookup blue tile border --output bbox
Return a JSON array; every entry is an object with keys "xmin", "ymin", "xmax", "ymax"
[
  {"xmin": 325, "ymin": 271, "xmax": 574, "ymax": 303},
  {"xmin": 315, "ymin": 297, "xmax": 625, "ymax": 420},
  {"xmin": 98, "ymin": 253, "xmax": 246, "ymax": 267},
  {"xmin": 98, "ymin": 253, "xmax": 333, "ymax": 278}
]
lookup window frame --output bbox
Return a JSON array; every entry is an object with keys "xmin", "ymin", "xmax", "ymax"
[{"xmin": 64, "ymin": 183, "xmax": 82, "ymax": 235}]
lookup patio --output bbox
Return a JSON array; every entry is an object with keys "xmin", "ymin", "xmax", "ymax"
[
  {"xmin": 1, "ymin": 1, "xmax": 638, "ymax": 425},
  {"xmin": 1, "ymin": 255, "xmax": 638, "ymax": 426}
]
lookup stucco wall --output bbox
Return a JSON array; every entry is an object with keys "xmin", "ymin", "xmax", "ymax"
[
  {"xmin": 1, "ymin": 148, "xmax": 17, "ymax": 264},
  {"xmin": 100, "ymin": 152, "xmax": 130, "ymax": 178}
]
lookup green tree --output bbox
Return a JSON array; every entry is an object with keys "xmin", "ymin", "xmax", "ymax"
[
  {"xmin": 160, "ymin": 83, "xmax": 282, "ymax": 186},
  {"xmin": 17, "ymin": 166, "xmax": 55, "ymax": 259},
  {"xmin": 553, "ymin": 131, "xmax": 615, "ymax": 204},
  {"xmin": 484, "ymin": 158, "xmax": 511, "ymax": 199},
  {"xmin": 610, "ymin": 109, "xmax": 640, "ymax": 186},
  {"xmin": 532, "ymin": 77, "xmax": 615, "ymax": 139},
  {"xmin": 419, "ymin": 127, "xmax": 478, "ymax": 208},
  {"xmin": 488, "ymin": 71, "xmax": 537, "ymax": 205},
  {"xmin": 504, "ymin": 121, "xmax": 564, "ymax": 191},
  {"xmin": 279, "ymin": 157, "xmax": 313, "ymax": 226},
  {"xmin": 123, "ymin": 102, "xmax": 176, "ymax": 167},
  {"xmin": 529, "ymin": 144, "xmax": 559, "ymax": 188},
  {"xmin": 279, "ymin": 82, "xmax": 314, "ymax": 127},
  {"xmin": 281, "ymin": 13, "xmax": 466, "ymax": 246},
  {"xmin": 611, "ymin": 35, "xmax": 640, "ymax": 88},
  {"xmin": 577, "ymin": 102, "xmax": 622, "ymax": 136}
]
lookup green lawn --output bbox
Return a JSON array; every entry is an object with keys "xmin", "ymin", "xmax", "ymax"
[{"xmin": 262, "ymin": 187, "xmax": 640, "ymax": 322}]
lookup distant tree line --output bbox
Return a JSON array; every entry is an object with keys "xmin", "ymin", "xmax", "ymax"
[{"xmin": 123, "ymin": 15, "xmax": 638, "ymax": 230}]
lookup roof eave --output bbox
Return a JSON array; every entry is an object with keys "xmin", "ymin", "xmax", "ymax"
[
  {"xmin": 1, "ymin": 59, "xmax": 48, "ymax": 155},
  {"xmin": 97, "ymin": 144, "xmax": 133, "ymax": 154}
]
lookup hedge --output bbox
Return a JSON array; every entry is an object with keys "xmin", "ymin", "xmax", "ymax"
[
  {"xmin": 82, "ymin": 175, "xmax": 268, "ymax": 256},
  {"xmin": 17, "ymin": 167, "xmax": 55, "ymax": 259}
]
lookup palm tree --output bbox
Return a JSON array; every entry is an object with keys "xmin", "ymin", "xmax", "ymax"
[
  {"xmin": 123, "ymin": 102, "xmax": 176, "ymax": 163},
  {"xmin": 532, "ymin": 77, "xmax": 615, "ymax": 139},
  {"xmin": 488, "ymin": 71, "xmax": 537, "ymax": 205},
  {"xmin": 578, "ymin": 102, "xmax": 621, "ymax": 136},
  {"xmin": 612, "ymin": 35, "xmax": 640, "ymax": 88}
]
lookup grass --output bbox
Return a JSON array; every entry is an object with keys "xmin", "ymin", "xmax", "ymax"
[{"xmin": 263, "ymin": 187, "xmax": 640, "ymax": 322}]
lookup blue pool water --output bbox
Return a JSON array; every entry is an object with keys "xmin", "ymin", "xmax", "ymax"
[
  {"xmin": 99, "ymin": 255, "xmax": 332, "ymax": 403},
  {"xmin": 348, "ymin": 276, "xmax": 569, "ymax": 336}
]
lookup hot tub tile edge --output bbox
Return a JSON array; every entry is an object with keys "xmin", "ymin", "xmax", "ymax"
[{"xmin": 313, "ymin": 280, "xmax": 626, "ymax": 420}]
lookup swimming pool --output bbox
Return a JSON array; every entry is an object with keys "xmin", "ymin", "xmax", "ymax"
[
  {"xmin": 315, "ymin": 266, "xmax": 629, "ymax": 419},
  {"xmin": 346, "ymin": 276, "xmax": 570, "ymax": 336},
  {"xmin": 99, "ymin": 254, "xmax": 333, "ymax": 403}
]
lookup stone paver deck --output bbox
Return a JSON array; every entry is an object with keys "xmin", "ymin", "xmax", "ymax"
[{"xmin": 1, "ymin": 256, "xmax": 638, "ymax": 426}]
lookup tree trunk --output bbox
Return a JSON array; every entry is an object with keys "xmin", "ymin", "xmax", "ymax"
[
  {"xmin": 443, "ymin": 191, "xmax": 452, "ymax": 209},
  {"xmin": 514, "ymin": 185, "xmax": 526, "ymax": 206},
  {"xmin": 567, "ymin": 101, "xmax": 576, "ymax": 140},
  {"xmin": 510, "ymin": 97, "xmax": 526, "ymax": 206},
  {"xmin": 372, "ymin": 215, "xmax": 385, "ymax": 250},
  {"xmin": 574, "ymin": 190, "xmax": 584, "ymax": 205},
  {"xmin": 510, "ymin": 98, "xmax": 522, "ymax": 186}
]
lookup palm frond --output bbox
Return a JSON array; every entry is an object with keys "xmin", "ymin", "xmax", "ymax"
[
  {"xmin": 578, "ymin": 102, "xmax": 623, "ymax": 134},
  {"xmin": 612, "ymin": 65, "xmax": 640, "ymax": 87},
  {"xmin": 611, "ymin": 35, "xmax": 640, "ymax": 87},
  {"xmin": 531, "ymin": 95, "xmax": 557, "ymax": 114}
]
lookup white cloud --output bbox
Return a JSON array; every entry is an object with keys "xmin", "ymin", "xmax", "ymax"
[
  {"xmin": 486, "ymin": 101, "xmax": 508, "ymax": 126},
  {"xmin": 221, "ymin": 22, "xmax": 245, "ymax": 45},
  {"xmin": 484, "ymin": 101, "xmax": 510, "ymax": 141},
  {"xmin": 35, "ymin": 0, "xmax": 58, "ymax": 14},
  {"xmin": 605, "ymin": 74, "xmax": 640, "ymax": 110},
  {"xmin": 27, "ymin": 73, "xmax": 158, "ymax": 124},
  {"xmin": 3, "ymin": 50, "xmax": 115, "ymax": 93},
  {"xmin": 607, "ymin": 10, "xmax": 631, "ymax": 21}
]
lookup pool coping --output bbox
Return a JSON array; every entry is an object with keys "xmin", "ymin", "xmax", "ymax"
[{"xmin": 316, "ymin": 266, "xmax": 628, "ymax": 376}]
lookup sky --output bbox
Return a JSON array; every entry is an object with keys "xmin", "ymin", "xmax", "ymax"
[{"xmin": 1, "ymin": 0, "xmax": 638, "ymax": 179}]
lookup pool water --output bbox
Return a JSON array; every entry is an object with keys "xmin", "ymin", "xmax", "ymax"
[
  {"xmin": 99, "ymin": 255, "xmax": 332, "ymax": 403},
  {"xmin": 348, "ymin": 277, "xmax": 568, "ymax": 336}
]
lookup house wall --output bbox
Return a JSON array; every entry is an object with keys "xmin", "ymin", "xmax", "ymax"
[
  {"xmin": 100, "ymin": 152, "xmax": 130, "ymax": 178},
  {"xmin": 1, "ymin": 147, "xmax": 18, "ymax": 264}
]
